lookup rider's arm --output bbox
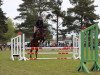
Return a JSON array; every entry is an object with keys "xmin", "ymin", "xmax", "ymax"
[
  {"xmin": 36, "ymin": 20, "xmax": 43, "ymax": 28},
  {"xmin": 35, "ymin": 20, "xmax": 39, "ymax": 27}
]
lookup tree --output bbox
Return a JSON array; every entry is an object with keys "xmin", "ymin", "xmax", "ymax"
[
  {"xmin": 15, "ymin": 0, "xmax": 51, "ymax": 31},
  {"xmin": 0, "ymin": 0, "xmax": 8, "ymax": 42},
  {"xmin": 4, "ymin": 18, "xmax": 16, "ymax": 42},
  {"xmin": 46, "ymin": 0, "xmax": 64, "ymax": 46},
  {"xmin": 15, "ymin": 0, "xmax": 38, "ymax": 31},
  {"xmin": 15, "ymin": 0, "xmax": 53, "ymax": 40},
  {"xmin": 63, "ymin": 0, "xmax": 99, "ymax": 32}
]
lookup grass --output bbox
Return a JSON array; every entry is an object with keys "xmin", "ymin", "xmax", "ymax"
[{"xmin": 0, "ymin": 49, "xmax": 100, "ymax": 75}]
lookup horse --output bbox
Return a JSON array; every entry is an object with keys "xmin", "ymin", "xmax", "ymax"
[{"xmin": 29, "ymin": 28, "xmax": 46, "ymax": 59}]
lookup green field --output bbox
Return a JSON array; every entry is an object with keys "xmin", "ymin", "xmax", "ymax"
[{"xmin": 0, "ymin": 49, "xmax": 100, "ymax": 75}]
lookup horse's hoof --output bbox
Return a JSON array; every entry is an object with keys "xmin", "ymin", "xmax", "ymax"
[{"xmin": 32, "ymin": 58, "xmax": 37, "ymax": 60}]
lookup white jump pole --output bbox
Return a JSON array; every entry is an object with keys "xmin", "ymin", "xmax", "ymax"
[
  {"xmin": 27, "ymin": 52, "xmax": 73, "ymax": 54},
  {"xmin": 25, "ymin": 46, "xmax": 78, "ymax": 50},
  {"xmin": 78, "ymin": 33, "xmax": 81, "ymax": 59},
  {"xmin": 22, "ymin": 34, "xmax": 27, "ymax": 60},
  {"xmin": 11, "ymin": 38, "xmax": 14, "ymax": 60},
  {"xmin": 19, "ymin": 35, "xmax": 22, "ymax": 60},
  {"xmin": 27, "ymin": 57, "xmax": 72, "ymax": 60},
  {"xmin": 73, "ymin": 35, "xmax": 78, "ymax": 59},
  {"xmin": 73, "ymin": 34, "xmax": 81, "ymax": 59},
  {"xmin": 16, "ymin": 37, "xmax": 18, "ymax": 54}
]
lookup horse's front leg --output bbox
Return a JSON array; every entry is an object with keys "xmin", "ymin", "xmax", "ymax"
[
  {"xmin": 42, "ymin": 37, "xmax": 45, "ymax": 43},
  {"xmin": 35, "ymin": 48, "xmax": 38, "ymax": 58}
]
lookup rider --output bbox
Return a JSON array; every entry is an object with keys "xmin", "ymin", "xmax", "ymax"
[{"xmin": 33, "ymin": 16, "xmax": 44, "ymax": 39}]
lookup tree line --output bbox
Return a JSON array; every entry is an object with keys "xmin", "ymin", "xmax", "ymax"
[{"xmin": 0, "ymin": 0, "xmax": 99, "ymax": 43}]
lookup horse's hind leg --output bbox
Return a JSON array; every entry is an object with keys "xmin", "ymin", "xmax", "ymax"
[{"xmin": 30, "ymin": 50, "xmax": 32, "ymax": 58}]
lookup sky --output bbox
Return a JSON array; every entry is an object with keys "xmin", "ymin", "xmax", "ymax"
[
  {"xmin": 2, "ymin": 0, "xmax": 23, "ymax": 22},
  {"xmin": 1, "ymin": 0, "xmax": 100, "ymax": 25}
]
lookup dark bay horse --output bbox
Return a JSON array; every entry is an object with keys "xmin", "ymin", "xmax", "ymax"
[{"xmin": 29, "ymin": 28, "xmax": 46, "ymax": 59}]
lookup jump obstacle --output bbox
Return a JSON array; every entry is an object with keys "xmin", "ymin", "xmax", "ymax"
[
  {"xmin": 10, "ymin": 23, "xmax": 100, "ymax": 73},
  {"xmin": 11, "ymin": 35, "xmax": 22, "ymax": 60},
  {"xmin": 78, "ymin": 23, "xmax": 100, "ymax": 73},
  {"xmin": 11, "ymin": 34, "xmax": 26, "ymax": 60},
  {"xmin": 73, "ymin": 34, "xmax": 81, "ymax": 59},
  {"xmin": 11, "ymin": 34, "xmax": 80, "ymax": 60}
]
